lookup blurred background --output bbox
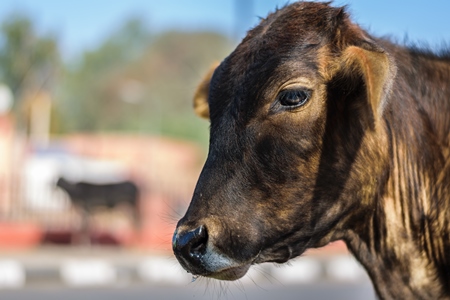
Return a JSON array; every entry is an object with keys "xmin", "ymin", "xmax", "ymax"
[{"xmin": 0, "ymin": 0, "xmax": 448, "ymax": 299}]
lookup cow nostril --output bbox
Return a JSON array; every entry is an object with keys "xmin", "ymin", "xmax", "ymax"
[
  {"xmin": 190, "ymin": 226, "xmax": 208, "ymax": 258},
  {"xmin": 174, "ymin": 225, "xmax": 208, "ymax": 260}
]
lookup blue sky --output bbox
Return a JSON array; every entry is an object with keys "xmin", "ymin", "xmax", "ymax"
[{"xmin": 0, "ymin": 0, "xmax": 449, "ymax": 59}]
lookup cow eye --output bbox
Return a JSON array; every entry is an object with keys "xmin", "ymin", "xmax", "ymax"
[{"xmin": 277, "ymin": 89, "xmax": 311, "ymax": 108}]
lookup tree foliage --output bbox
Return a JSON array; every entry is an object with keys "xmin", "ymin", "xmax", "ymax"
[
  {"xmin": 0, "ymin": 14, "xmax": 60, "ymax": 103},
  {"xmin": 0, "ymin": 14, "xmax": 234, "ymax": 146},
  {"xmin": 58, "ymin": 23, "xmax": 233, "ymax": 145}
]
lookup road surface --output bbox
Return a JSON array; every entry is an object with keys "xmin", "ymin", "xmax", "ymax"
[{"xmin": 0, "ymin": 281, "xmax": 376, "ymax": 300}]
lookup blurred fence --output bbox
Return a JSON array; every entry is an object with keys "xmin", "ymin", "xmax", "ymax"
[
  {"xmin": 0, "ymin": 123, "xmax": 203, "ymax": 250},
  {"xmin": 0, "ymin": 116, "xmax": 351, "ymax": 256}
]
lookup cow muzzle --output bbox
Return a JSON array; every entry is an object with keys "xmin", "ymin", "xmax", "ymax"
[{"xmin": 172, "ymin": 223, "xmax": 251, "ymax": 280}]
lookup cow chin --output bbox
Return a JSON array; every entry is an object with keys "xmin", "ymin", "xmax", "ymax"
[
  {"xmin": 208, "ymin": 264, "xmax": 251, "ymax": 281},
  {"xmin": 254, "ymin": 237, "xmax": 313, "ymax": 265}
]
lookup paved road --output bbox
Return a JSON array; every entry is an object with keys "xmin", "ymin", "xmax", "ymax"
[
  {"xmin": 0, "ymin": 282, "xmax": 376, "ymax": 300},
  {"xmin": 0, "ymin": 247, "xmax": 377, "ymax": 299}
]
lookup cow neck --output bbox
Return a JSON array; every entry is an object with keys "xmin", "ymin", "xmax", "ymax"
[{"xmin": 343, "ymin": 122, "xmax": 449, "ymax": 299}]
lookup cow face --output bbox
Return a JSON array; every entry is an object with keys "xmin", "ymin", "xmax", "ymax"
[{"xmin": 173, "ymin": 2, "xmax": 395, "ymax": 281}]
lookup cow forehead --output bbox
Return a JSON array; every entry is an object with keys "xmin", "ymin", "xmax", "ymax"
[
  {"xmin": 208, "ymin": 44, "xmax": 321, "ymax": 129},
  {"xmin": 208, "ymin": 3, "xmax": 340, "ymax": 125}
]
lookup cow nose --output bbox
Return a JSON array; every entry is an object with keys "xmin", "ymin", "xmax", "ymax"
[{"xmin": 173, "ymin": 225, "xmax": 208, "ymax": 263}]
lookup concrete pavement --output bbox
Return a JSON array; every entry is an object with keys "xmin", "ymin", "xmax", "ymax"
[{"xmin": 0, "ymin": 246, "xmax": 373, "ymax": 289}]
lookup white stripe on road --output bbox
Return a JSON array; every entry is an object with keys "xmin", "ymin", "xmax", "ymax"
[
  {"xmin": 326, "ymin": 256, "xmax": 368, "ymax": 282},
  {"xmin": 60, "ymin": 259, "xmax": 117, "ymax": 286},
  {"xmin": 138, "ymin": 258, "xmax": 191, "ymax": 285},
  {"xmin": 270, "ymin": 257, "xmax": 323, "ymax": 284},
  {"xmin": 0, "ymin": 260, "xmax": 25, "ymax": 288}
]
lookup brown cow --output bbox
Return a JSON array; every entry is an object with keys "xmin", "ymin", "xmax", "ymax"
[{"xmin": 172, "ymin": 2, "xmax": 450, "ymax": 299}]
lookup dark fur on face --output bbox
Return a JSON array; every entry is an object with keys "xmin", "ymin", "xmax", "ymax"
[{"xmin": 173, "ymin": 2, "xmax": 450, "ymax": 299}]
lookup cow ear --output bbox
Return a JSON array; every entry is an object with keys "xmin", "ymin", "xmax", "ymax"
[
  {"xmin": 193, "ymin": 62, "xmax": 219, "ymax": 119},
  {"xmin": 340, "ymin": 41, "xmax": 397, "ymax": 120}
]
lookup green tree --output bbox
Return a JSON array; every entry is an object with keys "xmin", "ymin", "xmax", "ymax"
[
  {"xmin": 58, "ymin": 19, "xmax": 234, "ymax": 146},
  {"xmin": 132, "ymin": 31, "xmax": 234, "ymax": 144},
  {"xmin": 57, "ymin": 17, "xmax": 151, "ymax": 132},
  {"xmin": 0, "ymin": 13, "xmax": 60, "ymax": 104}
]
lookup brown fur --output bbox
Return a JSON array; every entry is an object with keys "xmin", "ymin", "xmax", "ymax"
[
  {"xmin": 193, "ymin": 62, "xmax": 218, "ymax": 119},
  {"xmin": 174, "ymin": 2, "xmax": 450, "ymax": 299}
]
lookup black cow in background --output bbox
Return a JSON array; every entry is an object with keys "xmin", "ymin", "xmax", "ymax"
[{"xmin": 56, "ymin": 177, "xmax": 140, "ymax": 244}]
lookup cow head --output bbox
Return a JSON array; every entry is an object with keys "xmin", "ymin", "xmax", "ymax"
[{"xmin": 173, "ymin": 2, "xmax": 396, "ymax": 281}]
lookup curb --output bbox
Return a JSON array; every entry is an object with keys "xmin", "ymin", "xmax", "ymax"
[{"xmin": 0, "ymin": 254, "xmax": 371, "ymax": 289}]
